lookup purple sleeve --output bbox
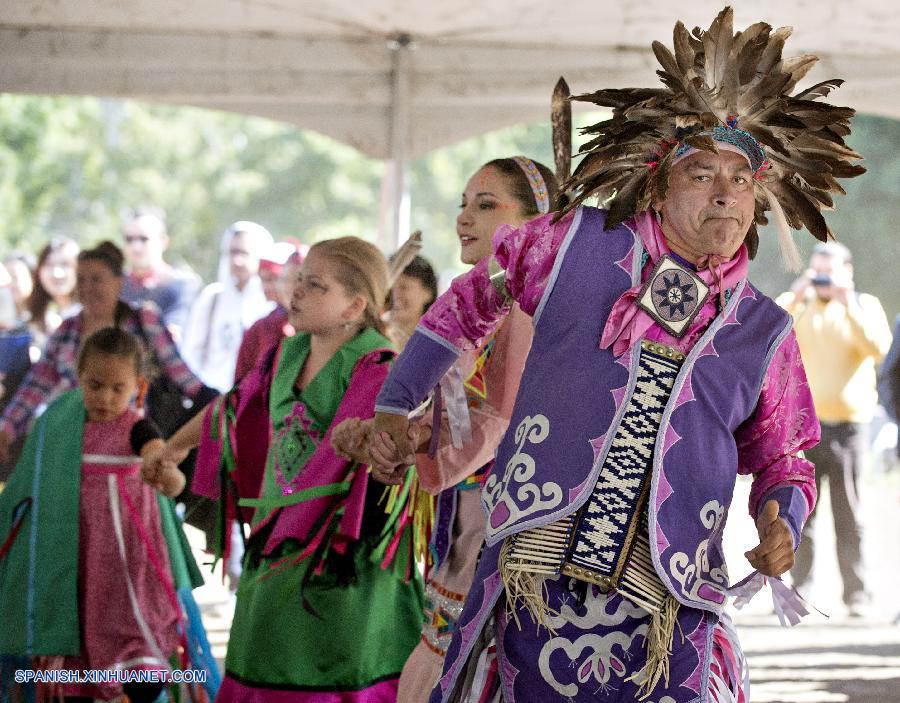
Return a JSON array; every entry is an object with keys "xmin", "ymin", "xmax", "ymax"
[
  {"xmin": 761, "ymin": 485, "xmax": 806, "ymax": 549},
  {"xmin": 736, "ymin": 329, "xmax": 819, "ymax": 529},
  {"xmin": 376, "ymin": 210, "xmax": 576, "ymax": 415},
  {"xmin": 374, "ymin": 329, "xmax": 460, "ymax": 415}
]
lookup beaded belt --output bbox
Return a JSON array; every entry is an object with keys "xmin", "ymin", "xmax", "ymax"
[{"xmin": 501, "ymin": 340, "xmax": 684, "ymax": 616}]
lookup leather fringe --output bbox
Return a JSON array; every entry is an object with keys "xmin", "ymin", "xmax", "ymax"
[
  {"xmin": 628, "ymin": 594, "xmax": 681, "ymax": 699},
  {"xmin": 498, "ymin": 538, "xmax": 559, "ymax": 634}
]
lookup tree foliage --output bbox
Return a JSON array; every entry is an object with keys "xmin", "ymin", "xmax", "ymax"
[
  {"xmin": 0, "ymin": 94, "xmax": 897, "ymax": 320},
  {"xmin": 0, "ymin": 95, "xmax": 383, "ymax": 279}
]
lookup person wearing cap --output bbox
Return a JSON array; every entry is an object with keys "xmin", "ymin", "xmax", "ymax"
[
  {"xmin": 180, "ymin": 221, "xmax": 275, "ymax": 393},
  {"xmin": 121, "ymin": 207, "xmax": 201, "ymax": 339},
  {"xmin": 233, "ymin": 242, "xmax": 308, "ymax": 383},
  {"xmin": 257, "ymin": 241, "xmax": 300, "ymax": 307},
  {"xmin": 366, "ymin": 9, "xmax": 865, "ymax": 703}
]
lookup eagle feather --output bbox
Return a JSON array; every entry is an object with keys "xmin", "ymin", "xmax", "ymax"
[{"xmin": 563, "ymin": 5, "xmax": 864, "ymax": 253}]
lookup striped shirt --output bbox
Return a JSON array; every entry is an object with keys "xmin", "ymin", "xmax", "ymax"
[{"xmin": 0, "ymin": 301, "xmax": 204, "ymax": 440}]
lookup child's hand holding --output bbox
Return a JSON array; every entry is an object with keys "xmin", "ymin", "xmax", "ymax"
[
  {"xmin": 141, "ymin": 441, "xmax": 187, "ymax": 498},
  {"xmin": 331, "ymin": 417, "xmax": 374, "ymax": 464},
  {"xmin": 155, "ymin": 459, "xmax": 186, "ymax": 498}
]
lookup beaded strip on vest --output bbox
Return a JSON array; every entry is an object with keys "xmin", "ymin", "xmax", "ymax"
[{"xmin": 499, "ymin": 340, "xmax": 684, "ymax": 697}]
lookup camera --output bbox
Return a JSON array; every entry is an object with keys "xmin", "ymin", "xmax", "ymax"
[{"xmin": 811, "ymin": 273, "xmax": 833, "ymax": 287}]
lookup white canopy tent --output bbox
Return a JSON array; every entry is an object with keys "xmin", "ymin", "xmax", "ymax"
[{"xmin": 2, "ymin": 1, "xmax": 899, "ymax": 246}]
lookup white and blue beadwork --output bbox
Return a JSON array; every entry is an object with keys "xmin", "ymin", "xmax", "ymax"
[
  {"xmin": 565, "ymin": 342, "xmax": 681, "ymax": 579},
  {"xmin": 501, "ymin": 341, "xmax": 684, "ymax": 614}
]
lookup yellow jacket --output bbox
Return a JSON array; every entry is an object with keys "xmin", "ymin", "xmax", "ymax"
[{"xmin": 776, "ymin": 291, "xmax": 892, "ymax": 423}]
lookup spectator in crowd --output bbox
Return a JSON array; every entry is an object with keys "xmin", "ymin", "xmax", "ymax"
[
  {"xmin": 0, "ymin": 252, "xmax": 35, "ymax": 329},
  {"xmin": 27, "ymin": 237, "xmax": 80, "ymax": 346},
  {"xmin": 180, "ymin": 222, "xmax": 274, "ymax": 392},
  {"xmin": 779, "ymin": 241, "xmax": 893, "ymax": 616},
  {"xmin": 0, "ymin": 263, "xmax": 21, "ymax": 333},
  {"xmin": 0, "ymin": 241, "xmax": 212, "ymax": 466},
  {"xmin": 121, "ymin": 207, "xmax": 201, "ymax": 339},
  {"xmin": 0, "ymin": 252, "xmax": 38, "ymax": 381},
  {"xmin": 257, "ymin": 240, "xmax": 300, "ymax": 304},
  {"xmin": 0, "ymin": 254, "xmax": 37, "ymax": 476},
  {"xmin": 4, "ymin": 238, "xmax": 80, "ymax": 449},
  {"xmin": 233, "ymin": 242, "xmax": 306, "ymax": 383},
  {"xmin": 879, "ymin": 315, "xmax": 900, "ymax": 444},
  {"xmin": 385, "ymin": 254, "xmax": 438, "ymax": 352}
]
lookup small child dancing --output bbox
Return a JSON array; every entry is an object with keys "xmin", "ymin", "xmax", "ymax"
[{"xmin": 0, "ymin": 328, "xmax": 205, "ymax": 702}]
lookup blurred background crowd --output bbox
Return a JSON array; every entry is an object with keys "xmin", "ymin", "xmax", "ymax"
[{"xmin": 0, "ymin": 93, "xmax": 898, "ymax": 703}]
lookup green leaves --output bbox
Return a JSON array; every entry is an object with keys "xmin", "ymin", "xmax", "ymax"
[{"xmin": 0, "ymin": 95, "xmax": 895, "ymax": 323}]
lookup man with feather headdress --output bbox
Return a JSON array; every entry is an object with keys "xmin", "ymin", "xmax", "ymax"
[{"xmin": 368, "ymin": 8, "xmax": 863, "ymax": 702}]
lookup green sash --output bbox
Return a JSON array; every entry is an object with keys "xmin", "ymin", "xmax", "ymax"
[
  {"xmin": 0, "ymin": 390, "xmax": 204, "ymax": 656},
  {"xmin": 0, "ymin": 390, "xmax": 84, "ymax": 656}
]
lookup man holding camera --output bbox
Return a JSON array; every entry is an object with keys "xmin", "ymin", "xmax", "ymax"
[{"xmin": 778, "ymin": 241, "xmax": 892, "ymax": 616}]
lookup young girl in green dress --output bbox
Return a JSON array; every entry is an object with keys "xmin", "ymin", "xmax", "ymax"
[{"xmin": 144, "ymin": 236, "xmax": 423, "ymax": 702}]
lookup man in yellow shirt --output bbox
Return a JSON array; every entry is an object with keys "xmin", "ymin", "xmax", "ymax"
[{"xmin": 777, "ymin": 241, "xmax": 892, "ymax": 616}]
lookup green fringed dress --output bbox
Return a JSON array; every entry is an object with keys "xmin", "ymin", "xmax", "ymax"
[{"xmin": 198, "ymin": 330, "xmax": 424, "ymax": 702}]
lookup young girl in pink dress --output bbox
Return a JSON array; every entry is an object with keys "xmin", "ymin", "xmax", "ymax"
[{"xmin": 0, "ymin": 328, "xmax": 202, "ymax": 703}]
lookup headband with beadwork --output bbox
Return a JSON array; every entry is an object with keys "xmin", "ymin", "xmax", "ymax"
[{"xmin": 512, "ymin": 156, "xmax": 550, "ymax": 215}]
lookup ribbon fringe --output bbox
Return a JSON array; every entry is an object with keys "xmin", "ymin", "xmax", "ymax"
[
  {"xmin": 727, "ymin": 570, "xmax": 824, "ymax": 626},
  {"xmin": 374, "ymin": 469, "xmax": 434, "ymax": 579}
]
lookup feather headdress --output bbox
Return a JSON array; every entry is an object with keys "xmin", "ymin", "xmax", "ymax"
[
  {"xmin": 388, "ymin": 230, "xmax": 423, "ymax": 286},
  {"xmin": 552, "ymin": 77, "xmax": 573, "ymax": 186},
  {"xmin": 559, "ymin": 6, "xmax": 865, "ymax": 267}
]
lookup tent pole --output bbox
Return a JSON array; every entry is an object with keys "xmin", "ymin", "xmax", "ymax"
[{"xmin": 386, "ymin": 33, "xmax": 412, "ymax": 252}]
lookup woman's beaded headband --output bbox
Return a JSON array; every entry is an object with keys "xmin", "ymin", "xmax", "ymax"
[{"xmin": 512, "ymin": 156, "xmax": 550, "ymax": 215}]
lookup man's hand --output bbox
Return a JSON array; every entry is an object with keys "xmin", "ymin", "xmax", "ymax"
[
  {"xmin": 830, "ymin": 272, "xmax": 855, "ymax": 306},
  {"xmin": 368, "ymin": 412, "xmax": 419, "ymax": 485},
  {"xmin": 789, "ymin": 269, "xmax": 814, "ymax": 299},
  {"xmin": 745, "ymin": 499, "xmax": 795, "ymax": 577}
]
